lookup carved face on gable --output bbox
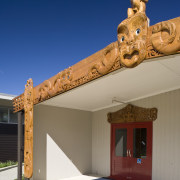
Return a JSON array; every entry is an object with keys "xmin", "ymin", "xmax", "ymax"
[{"xmin": 117, "ymin": 13, "xmax": 148, "ymax": 68}]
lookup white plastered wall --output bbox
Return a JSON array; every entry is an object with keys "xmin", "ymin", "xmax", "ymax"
[
  {"xmin": 32, "ymin": 105, "xmax": 92, "ymax": 180},
  {"xmin": 32, "ymin": 89, "xmax": 180, "ymax": 180},
  {"xmin": 92, "ymin": 89, "xmax": 180, "ymax": 180}
]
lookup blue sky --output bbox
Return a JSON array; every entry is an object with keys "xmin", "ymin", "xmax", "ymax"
[{"xmin": 0, "ymin": 0, "xmax": 179, "ymax": 95}]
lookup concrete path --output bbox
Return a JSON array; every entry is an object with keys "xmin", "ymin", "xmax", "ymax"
[
  {"xmin": 0, "ymin": 170, "xmax": 109, "ymax": 180},
  {"xmin": 0, "ymin": 165, "xmax": 24, "ymax": 180}
]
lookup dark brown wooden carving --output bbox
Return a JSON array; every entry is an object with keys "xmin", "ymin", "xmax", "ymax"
[
  {"xmin": 24, "ymin": 79, "xmax": 33, "ymax": 178},
  {"xmin": 107, "ymin": 104, "xmax": 158, "ymax": 123}
]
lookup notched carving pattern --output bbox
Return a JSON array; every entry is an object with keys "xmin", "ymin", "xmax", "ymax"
[
  {"xmin": 108, "ymin": 104, "xmax": 158, "ymax": 123},
  {"xmin": 24, "ymin": 79, "xmax": 33, "ymax": 178},
  {"xmin": 13, "ymin": 94, "xmax": 24, "ymax": 113},
  {"xmin": 146, "ymin": 43, "xmax": 163, "ymax": 58}
]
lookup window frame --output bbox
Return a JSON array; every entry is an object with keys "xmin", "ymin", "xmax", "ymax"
[{"xmin": 0, "ymin": 106, "xmax": 18, "ymax": 124}]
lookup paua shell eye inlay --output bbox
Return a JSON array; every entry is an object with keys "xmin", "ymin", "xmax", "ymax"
[
  {"xmin": 136, "ymin": 28, "xmax": 141, "ymax": 35},
  {"xmin": 121, "ymin": 36, "xmax": 125, "ymax": 42}
]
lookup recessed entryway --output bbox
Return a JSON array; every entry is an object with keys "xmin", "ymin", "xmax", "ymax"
[{"xmin": 110, "ymin": 122, "xmax": 152, "ymax": 180}]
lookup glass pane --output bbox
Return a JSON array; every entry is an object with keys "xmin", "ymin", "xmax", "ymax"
[
  {"xmin": 133, "ymin": 128, "xmax": 147, "ymax": 158},
  {"xmin": 0, "ymin": 107, "xmax": 8, "ymax": 123},
  {"xmin": 9, "ymin": 109, "xmax": 18, "ymax": 123},
  {"xmin": 115, "ymin": 128, "xmax": 127, "ymax": 157}
]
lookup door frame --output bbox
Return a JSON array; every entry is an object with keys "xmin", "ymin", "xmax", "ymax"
[{"xmin": 110, "ymin": 121, "xmax": 153, "ymax": 179}]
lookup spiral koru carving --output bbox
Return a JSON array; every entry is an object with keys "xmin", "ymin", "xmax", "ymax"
[
  {"xmin": 151, "ymin": 20, "xmax": 180, "ymax": 54},
  {"xmin": 90, "ymin": 42, "xmax": 119, "ymax": 75}
]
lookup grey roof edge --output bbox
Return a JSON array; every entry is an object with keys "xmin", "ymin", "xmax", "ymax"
[{"xmin": 0, "ymin": 93, "xmax": 17, "ymax": 100}]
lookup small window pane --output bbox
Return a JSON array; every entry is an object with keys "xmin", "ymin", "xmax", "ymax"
[
  {"xmin": 0, "ymin": 107, "xmax": 8, "ymax": 123},
  {"xmin": 133, "ymin": 128, "xmax": 147, "ymax": 158},
  {"xmin": 115, "ymin": 128, "xmax": 127, "ymax": 157},
  {"xmin": 9, "ymin": 109, "xmax": 18, "ymax": 123}
]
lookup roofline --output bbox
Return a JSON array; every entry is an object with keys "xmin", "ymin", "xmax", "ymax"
[
  {"xmin": 13, "ymin": 16, "xmax": 180, "ymax": 113},
  {"xmin": 0, "ymin": 93, "xmax": 17, "ymax": 100}
]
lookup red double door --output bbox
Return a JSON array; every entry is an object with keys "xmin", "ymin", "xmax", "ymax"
[{"xmin": 110, "ymin": 122, "xmax": 152, "ymax": 180}]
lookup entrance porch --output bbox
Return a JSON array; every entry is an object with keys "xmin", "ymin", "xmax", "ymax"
[
  {"xmin": 13, "ymin": 1, "xmax": 180, "ymax": 179},
  {"xmin": 31, "ymin": 55, "xmax": 180, "ymax": 180}
]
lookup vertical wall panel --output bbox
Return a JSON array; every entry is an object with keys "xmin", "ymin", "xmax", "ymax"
[
  {"xmin": 92, "ymin": 89, "xmax": 180, "ymax": 180},
  {"xmin": 0, "ymin": 123, "xmax": 24, "ymax": 162},
  {"xmin": 33, "ymin": 105, "xmax": 92, "ymax": 180}
]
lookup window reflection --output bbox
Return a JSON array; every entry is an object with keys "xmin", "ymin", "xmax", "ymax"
[
  {"xmin": 0, "ymin": 107, "xmax": 18, "ymax": 124},
  {"xmin": 115, "ymin": 128, "xmax": 127, "ymax": 157},
  {"xmin": 0, "ymin": 107, "xmax": 8, "ymax": 123},
  {"xmin": 133, "ymin": 128, "xmax": 147, "ymax": 158}
]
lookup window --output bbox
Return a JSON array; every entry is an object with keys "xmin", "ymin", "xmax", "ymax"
[
  {"xmin": 0, "ymin": 106, "xmax": 18, "ymax": 124},
  {"xmin": 115, "ymin": 128, "xmax": 127, "ymax": 157},
  {"xmin": 133, "ymin": 128, "xmax": 147, "ymax": 158},
  {"xmin": 0, "ymin": 107, "xmax": 8, "ymax": 123}
]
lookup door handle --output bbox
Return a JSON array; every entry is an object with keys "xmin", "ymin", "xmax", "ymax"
[
  {"xmin": 127, "ymin": 149, "xmax": 131, "ymax": 157},
  {"xmin": 129, "ymin": 149, "xmax": 131, "ymax": 157}
]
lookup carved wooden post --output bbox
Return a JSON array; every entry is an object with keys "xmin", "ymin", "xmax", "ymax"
[{"xmin": 24, "ymin": 79, "xmax": 34, "ymax": 178}]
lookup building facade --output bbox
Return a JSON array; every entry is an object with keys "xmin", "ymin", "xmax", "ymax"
[
  {"xmin": 0, "ymin": 93, "xmax": 20, "ymax": 162},
  {"xmin": 13, "ymin": 0, "xmax": 180, "ymax": 180},
  {"xmin": 31, "ymin": 89, "xmax": 180, "ymax": 180}
]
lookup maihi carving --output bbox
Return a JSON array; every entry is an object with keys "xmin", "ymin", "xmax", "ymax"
[{"xmin": 13, "ymin": 1, "xmax": 180, "ymax": 112}]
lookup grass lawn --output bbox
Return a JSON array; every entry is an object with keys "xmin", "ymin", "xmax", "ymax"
[
  {"xmin": 0, "ymin": 161, "xmax": 17, "ymax": 168},
  {"xmin": 14, "ymin": 175, "xmax": 24, "ymax": 180}
]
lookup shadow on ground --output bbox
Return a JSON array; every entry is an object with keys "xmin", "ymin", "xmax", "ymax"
[{"xmin": 93, "ymin": 178, "xmax": 112, "ymax": 180}]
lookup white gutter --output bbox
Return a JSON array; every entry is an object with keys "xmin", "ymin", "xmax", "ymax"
[{"xmin": 0, "ymin": 93, "xmax": 17, "ymax": 100}]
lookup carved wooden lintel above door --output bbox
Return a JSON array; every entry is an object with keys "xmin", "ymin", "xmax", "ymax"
[{"xmin": 108, "ymin": 104, "xmax": 158, "ymax": 123}]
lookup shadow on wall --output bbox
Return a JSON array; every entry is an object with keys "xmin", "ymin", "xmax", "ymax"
[
  {"xmin": 46, "ymin": 134, "xmax": 81, "ymax": 179},
  {"xmin": 33, "ymin": 105, "xmax": 92, "ymax": 180}
]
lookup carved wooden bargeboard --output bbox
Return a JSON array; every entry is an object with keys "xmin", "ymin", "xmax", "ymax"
[
  {"xmin": 108, "ymin": 104, "xmax": 158, "ymax": 123},
  {"xmin": 24, "ymin": 79, "xmax": 33, "ymax": 178},
  {"xmin": 13, "ymin": 18, "xmax": 180, "ymax": 112}
]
